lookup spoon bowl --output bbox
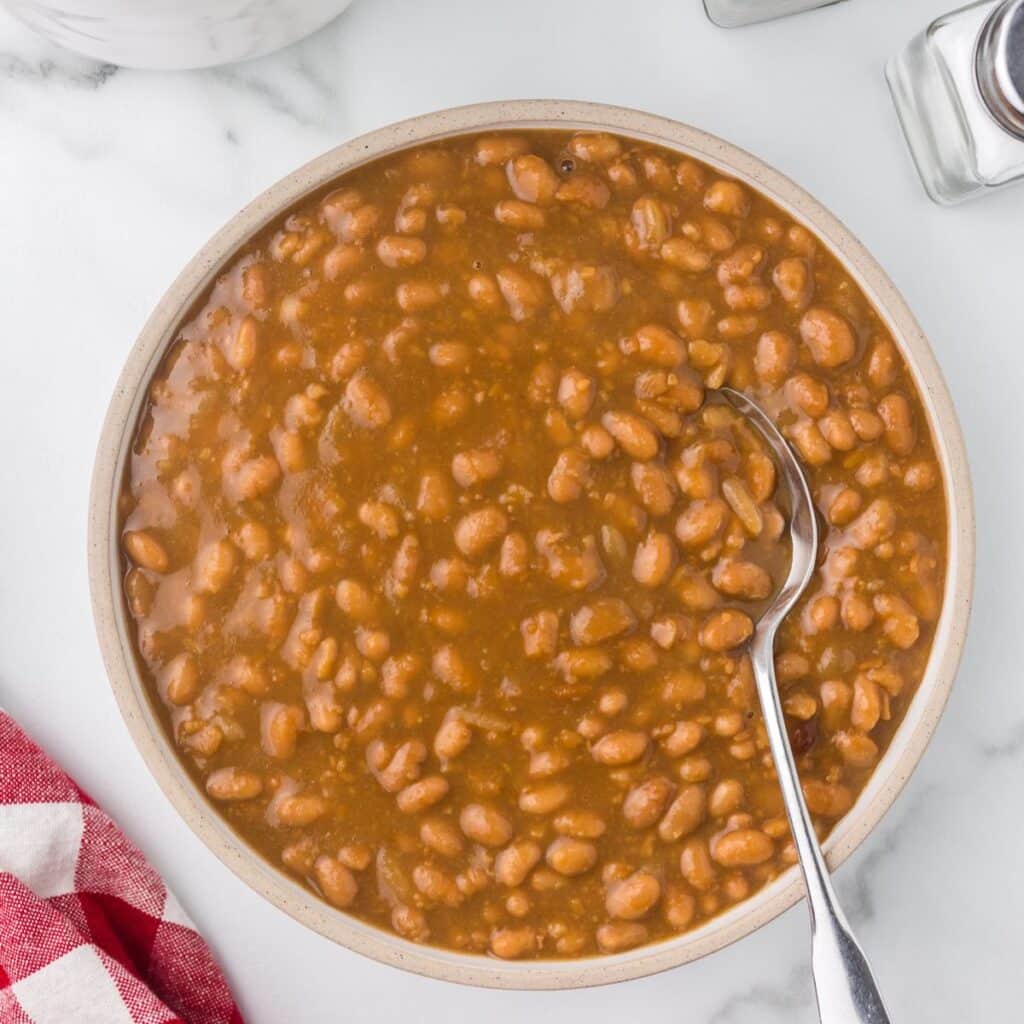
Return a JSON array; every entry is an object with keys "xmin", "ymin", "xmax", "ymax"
[{"xmin": 719, "ymin": 386, "xmax": 892, "ymax": 1024}]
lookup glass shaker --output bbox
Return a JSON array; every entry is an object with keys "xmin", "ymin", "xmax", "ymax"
[
  {"xmin": 887, "ymin": 0, "xmax": 1024, "ymax": 204},
  {"xmin": 703, "ymin": 0, "xmax": 848, "ymax": 28}
]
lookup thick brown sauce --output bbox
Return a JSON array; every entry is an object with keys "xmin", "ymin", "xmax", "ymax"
[{"xmin": 119, "ymin": 129, "xmax": 946, "ymax": 959}]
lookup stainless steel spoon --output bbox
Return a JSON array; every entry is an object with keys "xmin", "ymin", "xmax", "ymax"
[{"xmin": 719, "ymin": 387, "xmax": 893, "ymax": 1024}]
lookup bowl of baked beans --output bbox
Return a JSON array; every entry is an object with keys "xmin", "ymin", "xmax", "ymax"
[{"xmin": 89, "ymin": 100, "xmax": 974, "ymax": 988}]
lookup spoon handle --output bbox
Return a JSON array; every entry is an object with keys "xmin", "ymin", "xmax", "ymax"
[{"xmin": 750, "ymin": 630, "xmax": 893, "ymax": 1024}]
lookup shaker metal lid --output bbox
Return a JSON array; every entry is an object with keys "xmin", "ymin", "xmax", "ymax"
[{"xmin": 976, "ymin": 0, "xmax": 1024, "ymax": 138}]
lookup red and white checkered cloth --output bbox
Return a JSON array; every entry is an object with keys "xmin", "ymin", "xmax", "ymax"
[{"xmin": 0, "ymin": 711, "xmax": 244, "ymax": 1024}]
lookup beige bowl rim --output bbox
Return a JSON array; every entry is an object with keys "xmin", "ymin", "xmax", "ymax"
[{"xmin": 88, "ymin": 99, "xmax": 975, "ymax": 991}]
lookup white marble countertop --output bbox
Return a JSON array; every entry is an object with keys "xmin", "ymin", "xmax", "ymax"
[{"xmin": 1, "ymin": 0, "xmax": 1021, "ymax": 1020}]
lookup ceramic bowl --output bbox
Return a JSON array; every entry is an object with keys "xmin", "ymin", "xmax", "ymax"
[
  {"xmin": 88, "ymin": 99, "xmax": 974, "ymax": 990},
  {"xmin": 2, "ymin": 0, "xmax": 354, "ymax": 70}
]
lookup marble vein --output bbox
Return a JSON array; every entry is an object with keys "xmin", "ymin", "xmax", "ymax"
[
  {"xmin": 0, "ymin": 51, "xmax": 117, "ymax": 89},
  {"xmin": 706, "ymin": 962, "xmax": 814, "ymax": 1024},
  {"xmin": 840, "ymin": 784, "xmax": 936, "ymax": 926},
  {"xmin": 980, "ymin": 718, "xmax": 1024, "ymax": 759},
  {"xmin": 207, "ymin": 64, "xmax": 331, "ymax": 131}
]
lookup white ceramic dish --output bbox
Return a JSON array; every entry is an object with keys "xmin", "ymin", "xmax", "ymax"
[
  {"xmin": 88, "ymin": 100, "xmax": 974, "ymax": 990},
  {"xmin": 2, "ymin": 0, "xmax": 354, "ymax": 70}
]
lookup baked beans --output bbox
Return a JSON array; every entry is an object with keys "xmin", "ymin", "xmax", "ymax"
[{"xmin": 120, "ymin": 129, "xmax": 946, "ymax": 959}]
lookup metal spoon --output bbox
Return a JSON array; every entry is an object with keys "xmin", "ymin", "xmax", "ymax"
[{"xmin": 719, "ymin": 387, "xmax": 893, "ymax": 1024}]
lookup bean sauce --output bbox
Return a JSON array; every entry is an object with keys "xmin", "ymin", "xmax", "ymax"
[{"xmin": 120, "ymin": 130, "xmax": 946, "ymax": 959}]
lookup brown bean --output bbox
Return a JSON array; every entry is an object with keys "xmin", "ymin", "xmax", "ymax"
[
  {"xmin": 878, "ymin": 393, "xmax": 916, "ymax": 455},
  {"xmin": 623, "ymin": 776, "xmax": 674, "ymax": 829},
  {"xmin": 847, "ymin": 498, "xmax": 896, "ymax": 549},
  {"xmin": 376, "ymin": 234, "xmax": 426, "ymax": 268},
  {"xmin": 490, "ymin": 925, "xmax": 538, "ymax": 959},
  {"xmin": 704, "ymin": 180, "xmax": 749, "ymax": 218},
  {"xmin": 206, "ymin": 766, "xmax": 263, "ymax": 801},
  {"xmin": 396, "ymin": 280, "xmax": 447, "ymax": 313},
  {"xmin": 663, "ymin": 883, "xmax": 696, "ymax": 931},
  {"xmin": 699, "ymin": 609, "xmax": 753, "ymax": 652},
  {"xmin": 660, "ymin": 721, "xmax": 704, "ymax": 758},
  {"xmin": 460, "ymin": 803, "xmax": 513, "ymax": 846},
  {"xmin": 520, "ymin": 781, "xmax": 572, "ymax": 815},
  {"xmin": 314, "ymin": 855, "xmax": 358, "ymax": 908},
  {"xmin": 500, "ymin": 532, "xmax": 530, "ymax": 578},
  {"xmin": 790, "ymin": 419, "xmax": 833, "ymax": 466},
  {"xmin": 630, "ymin": 461, "xmax": 677, "ymax": 516},
  {"xmin": 226, "ymin": 315, "xmax": 259, "ymax": 369},
  {"xmin": 621, "ymin": 324, "xmax": 687, "ymax": 367},
  {"xmin": 592, "ymin": 730, "xmax": 649, "ymax": 766},
  {"xmin": 836, "ymin": 730, "xmax": 879, "ymax": 767},
  {"xmin": 417, "ymin": 468, "xmax": 453, "ymax": 522},
  {"xmin": 343, "ymin": 371, "xmax": 392, "ymax": 429},
  {"xmin": 495, "ymin": 840, "xmax": 543, "ymax": 887},
  {"xmin": 163, "ymin": 653, "xmax": 199, "ymax": 706},
  {"xmin": 391, "ymin": 904, "xmax": 429, "ymax": 943},
  {"xmin": 474, "ymin": 134, "xmax": 529, "ymax": 165},
  {"xmin": 124, "ymin": 530, "xmax": 169, "ymax": 573},
  {"xmin": 630, "ymin": 195, "xmax": 670, "ymax": 250},
  {"xmin": 633, "ymin": 532, "xmax": 676, "ymax": 587},
  {"xmin": 554, "ymin": 809, "xmax": 608, "ymax": 839},
  {"xmin": 546, "ymin": 837, "xmax": 597, "ymax": 876},
  {"xmin": 708, "ymin": 779, "xmax": 745, "ymax": 818},
  {"xmin": 661, "ymin": 668, "xmax": 707, "ymax": 705},
  {"xmin": 396, "ymin": 775, "xmax": 449, "ymax": 814},
  {"xmin": 596, "ymin": 921, "xmax": 648, "ymax": 953},
  {"xmin": 601, "ymin": 411, "xmax": 660, "ymax": 460},
  {"xmin": 658, "ymin": 783, "xmax": 706, "ymax": 842},
  {"xmin": 556, "ymin": 173, "xmax": 611, "ymax": 208},
  {"xmin": 431, "ymin": 644, "xmax": 476, "ymax": 692},
  {"xmin": 675, "ymin": 497, "xmax": 726, "ymax": 548},
  {"xmin": 260, "ymin": 702, "xmax": 304, "ymax": 760},
  {"xmin": 606, "ymin": 871, "xmax": 662, "ymax": 920},
  {"xmin": 557, "ymin": 368, "xmax": 596, "ymax": 419},
  {"xmin": 570, "ymin": 597, "xmax": 637, "ymax": 645},
  {"xmin": 507, "ymin": 154, "xmax": 558, "ymax": 205},
  {"xmin": 497, "ymin": 266, "xmax": 546, "ymax": 321},
  {"xmin": 520, "ymin": 610, "xmax": 559, "ymax": 659},
  {"xmin": 786, "ymin": 373, "xmax": 830, "ymax": 417},
  {"xmin": 413, "ymin": 862, "xmax": 461, "ymax": 907},
  {"xmin": 874, "ymin": 593, "xmax": 921, "ymax": 649},
  {"xmin": 754, "ymin": 330, "xmax": 796, "ymax": 383},
  {"xmin": 661, "ymin": 237, "xmax": 712, "ymax": 273},
  {"xmin": 452, "ymin": 448, "xmax": 502, "ymax": 488},
  {"xmin": 800, "ymin": 306, "xmax": 856, "ymax": 367},
  {"xmin": 711, "ymin": 828, "xmax": 774, "ymax": 866},
  {"xmin": 711, "ymin": 560, "xmax": 772, "ymax": 600},
  {"xmin": 803, "ymin": 778, "xmax": 853, "ymax": 819},
  {"xmin": 851, "ymin": 676, "xmax": 883, "ymax": 732},
  {"xmin": 569, "ymin": 132, "xmax": 622, "ymax": 163},
  {"xmin": 269, "ymin": 789, "xmax": 328, "ymax": 828},
  {"xmin": 547, "ymin": 448, "xmax": 593, "ymax": 503},
  {"xmin": 454, "ymin": 506, "xmax": 508, "ymax": 557},
  {"xmin": 494, "ymin": 199, "xmax": 546, "ymax": 230},
  {"xmin": 335, "ymin": 579, "xmax": 378, "ymax": 623},
  {"xmin": 772, "ymin": 256, "xmax": 813, "ymax": 307},
  {"xmin": 420, "ymin": 817, "xmax": 464, "ymax": 858},
  {"xmin": 375, "ymin": 739, "xmax": 427, "ymax": 793},
  {"xmin": 679, "ymin": 837, "xmax": 716, "ymax": 891}
]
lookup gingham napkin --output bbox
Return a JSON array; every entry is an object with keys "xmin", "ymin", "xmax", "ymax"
[{"xmin": 0, "ymin": 711, "xmax": 244, "ymax": 1024}]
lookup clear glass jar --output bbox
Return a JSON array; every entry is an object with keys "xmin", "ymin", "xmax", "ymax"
[
  {"xmin": 887, "ymin": 0, "xmax": 1024, "ymax": 204},
  {"xmin": 703, "ymin": 0, "xmax": 848, "ymax": 28}
]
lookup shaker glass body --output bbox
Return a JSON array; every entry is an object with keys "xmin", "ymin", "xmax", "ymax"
[{"xmin": 887, "ymin": 1, "xmax": 1024, "ymax": 204}]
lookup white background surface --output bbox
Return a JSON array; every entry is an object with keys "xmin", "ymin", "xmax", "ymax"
[{"xmin": 1, "ymin": 1, "xmax": 1021, "ymax": 1021}]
